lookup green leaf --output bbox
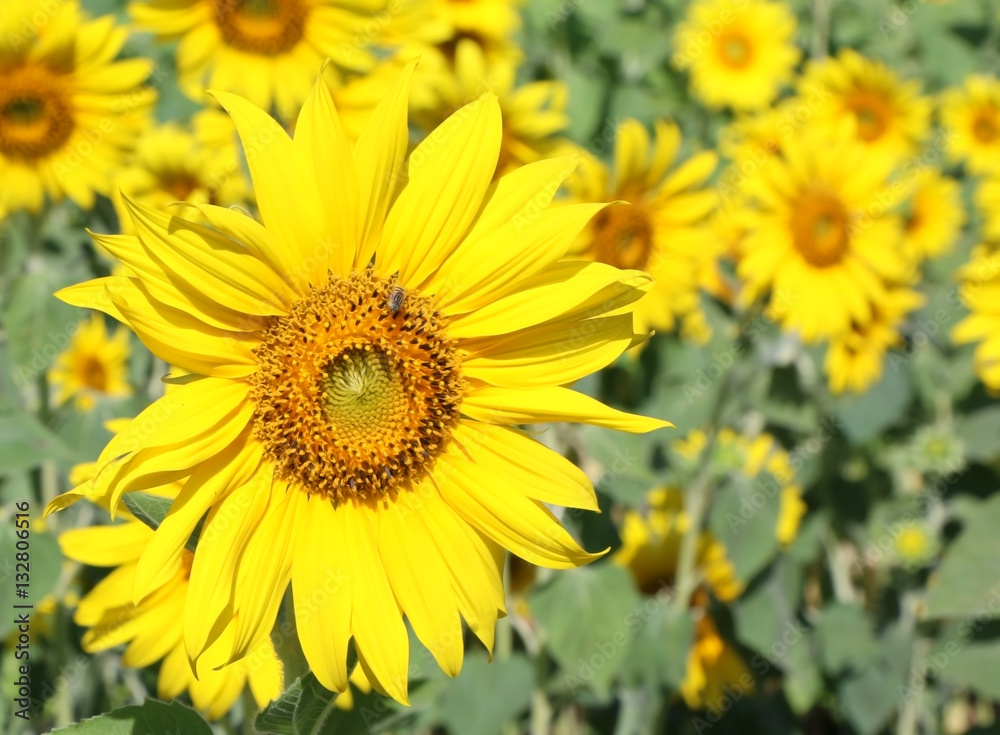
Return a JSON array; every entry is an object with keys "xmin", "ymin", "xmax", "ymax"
[
  {"xmin": 256, "ymin": 677, "xmax": 303, "ymax": 735},
  {"xmin": 2, "ymin": 270, "xmax": 83, "ymax": 380},
  {"xmin": 529, "ymin": 563, "xmax": 643, "ymax": 695},
  {"xmin": 619, "ymin": 602, "xmax": 694, "ymax": 689},
  {"xmin": 256, "ymin": 673, "xmax": 393, "ymax": 735},
  {"xmin": 956, "ymin": 407, "xmax": 1000, "ymax": 462},
  {"xmin": 707, "ymin": 473, "xmax": 781, "ymax": 584},
  {"xmin": 436, "ymin": 654, "xmax": 534, "ymax": 735},
  {"xmin": 49, "ymin": 699, "xmax": 212, "ymax": 734},
  {"xmin": 0, "ymin": 400, "xmax": 74, "ymax": 473},
  {"xmin": 833, "ymin": 365, "xmax": 912, "ymax": 444},
  {"xmin": 122, "ymin": 493, "xmax": 173, "ymax": 533},
  {"xmin": 926, "ymin": 494, "xmax": 1000, "ymax": 619},
  {"xmin": 939, "ymin": 641, "xmax": 1000, "ymax": 701},
  {"xmin": 815, "ymin": 604, "xmax": 876, "ymax": 674},
  {"xmin": 839, "ymin": 665, "xmax": 901, "ymax": 735}
]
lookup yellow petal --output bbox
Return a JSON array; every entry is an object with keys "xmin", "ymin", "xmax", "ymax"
[{"xmin": 58, "ymin": 521, "xmax": 151, "ymax": 567}]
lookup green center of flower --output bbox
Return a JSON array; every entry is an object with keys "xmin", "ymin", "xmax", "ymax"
[
  {"xmin": 250, "ymin": 271, "xmax": 464, "ymax": 504},
  {"xmin": 0, "ymin": 66, "xmax": 74, "ymax": 161},
  {"xmin": 214, "ymin": 0, "xmax": 307, "ymax": 55},
  {"xmin": 591, "ymin": 203, "xmax": 655, "ymax": 271},
  {"xmin": 791, "ymin": 189, "xmax": 850, "ymax": 268},
  {"xmin": 718, "ymin": 33, "xmax": 752, "ymax": 69}
]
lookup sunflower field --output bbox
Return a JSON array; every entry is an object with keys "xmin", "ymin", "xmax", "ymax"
[{"xmin": 5, "ymin": 0, "xmax": 1000, "ymax": 733}]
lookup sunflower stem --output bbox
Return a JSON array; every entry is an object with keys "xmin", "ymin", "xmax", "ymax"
[{"xmin": 810, "ymin": 0, "xmax": 835, "ymax": 60}]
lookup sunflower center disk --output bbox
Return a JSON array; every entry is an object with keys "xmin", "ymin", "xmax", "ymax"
[
  {"xmin": 845, "ymin": 91, "xmax": 891, "ymax": 142},
  {"xmin": 214, "ymin": 0, "xmax": 306, "ymax": 55},
  {"xmin": 791, "ymin": 190, "xmax": 850, "ymax": 268},
  {"xmin": 0, "ymin": 66, "xmax": 74, "ymax": 160},
  {"xmin": 591, "ymin": 204, "xmax": 654, "ymax": 271},
  {"xmin": 718, "ymin": 33, "xmax": 752, "ymax": 69},
  {"xmin": 973, "ymin": 110, "xmax": 1000, "ymax": 144},
  {"xmin": 250, "ymin": 271, "xmax": 464, "ymax": 504}
]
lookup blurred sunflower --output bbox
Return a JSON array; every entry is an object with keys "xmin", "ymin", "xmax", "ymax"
[
  {"xmin": 798, "ymin": 50, "xmax": 931, "ymax": 165},
  {"xmin": 953, "ymin": 244, "xmax": 1000, "ymax": 389},
  {"xmin": 941, "ymin": 74, "xmax": 1000, "ymax": 174},
  {"xmin": 736, "ymin": 130, "xmax": 909, "ymax": 342},
  {"xmin": 565, "ymin": 118, "xmax": 720, "ymax": 342},
  {"xmin": 433, "ymin": 0, "xmax": 524, "ymax": 43},
  {"xmin": 129, "ymin": 0, "xmax": 391, "ymax": 118},
  {"xmin": 824, "ymin": 287, "xmax": 924, "ymax": 395},
  {"xmin": 893, "ymin": 524, "xmax": 937, "ymax": 568},
  {"xmin": 49, "ymin": 313, "xmax": 132, "ymax": 411},
  {"xmin": 111, "ymin": 118, "xmax": 250, "ymax": 233},
  {"xmin": 46, "ymin": 63, "xmax": 667, "ymax": 704},
  {"xmin": 671, "ymin": 0, "xmax": 800, "ymax": 111},
  {"xmin": 0, "ymin": 0, "xmax": 154, "ymax": 218},
  {"xmin": 614, "ymin": 487, "xmax": 751, "ymax": 710},
  {"xmin": 899, "ymin": 168, "xmax": 965, "ymax": 262},
  {"xmin": 407, "ymin": 39, "xmax": 570, "ymax": 177},
  {"xmin": 975, "ymin": 175, "xmax": 1000, "ymax": 241}
]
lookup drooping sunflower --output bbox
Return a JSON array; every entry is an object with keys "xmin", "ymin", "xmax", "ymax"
[
  {"xmin": 405, "ymin": 39, "xmax": 570, "ymax": 177},
  {"xmin": 128, "ymin": 0, "xmax": 393, "ymax": 119},
  {"xmin": 797, "ymin": 49, "xmax": 931, "ymax": 165},
  {"xmin": 564, "ymin": 118, "xmax": 720, "ymax": 341},
  {"xmin": 46, "ymin": 62, "xmax": 667, "ymax": 704},
  {"xmin": 111, "ymin": 118, "xmax": 251, "ymax": 233},
  {"xmin": 0, "ymin": 0, "xmax": 155, "ymax": 218},
  {"xmin": 49, "ymin": 313, "xmax": 132, "ymax": 411},
  {"xmin": 899, "ymin": 167, "xmax": 965, "ymax": 262},
  {"xmin": 941, "ymin": 74, "xmax": 1000, "ymax": 175},
  {"xmin": 824, "ymin": 287, "xmax": 924, "ymax": 395},
  {"xmin": 953, "ymin": 244, "xmax": 1000, "ymax": 389},
  {"xmin": 613, "ymin": 487, "xmax": 751, "ymax": 711},
  {"xmin": 671, "ymin": 0, "xmax": 800, "ymax": 111},
  {"xmin": 736, "ymin": 130, "xmax": 909, "ymax": 342},
  {"xmin": 60, "ymin": 503, "xmax": 283, "ymax": 720}
]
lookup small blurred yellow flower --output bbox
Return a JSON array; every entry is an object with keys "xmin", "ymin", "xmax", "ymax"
[
  {"xmin": 941, "ymin": 74, "xmax": 1000, "ymax": 175},
  {"xmin": 681, "ymin": 611, "xmax": 753, "ymax": 711},
  {"xmin": 564, "ymin": 118, "xmax": 720, "ymax": 341},
  {"xmin": 824, "ymin": 288, "xmax": 924, "ymax": 395},
  {"xmin": 894, "ymin": 525, "xmax": 936, "ymax": 568},
  {"xmin": 671, "ymin": 0, "xmax": 800, "ymax": 111},
  {"xmin": 48, "ymin": 314, "xmax": 131, "ymax": 411},
  {"xmin": 899, "ymin": 168, "xmax": 965, "ymax": 262},
  {"xmin": 111, "ymin": 117, "xmax": 250, "ymax": 233},
  {"xmin": 952, "ymin": 244, "xmax": 1000, "ymax": 389},
  {"xmin": 0, "ymin": 0, "xmax": 155, "ymax": 218},
  {"xmin": 798, "ymin": 49, "xmax": 931, "ymax": 165},
  {"xmin": 974, "ymin": 176, "xmax": 1000, "ymax": 241}
]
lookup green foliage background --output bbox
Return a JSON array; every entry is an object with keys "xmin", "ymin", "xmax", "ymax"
[{"xmin": 3, "ymin": 0, "xmax": 1000, "ymax": 734}]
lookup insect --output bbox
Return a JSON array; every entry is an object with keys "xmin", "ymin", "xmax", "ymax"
[{"xmin": 387, "ymin": 286, "xmax": 406, "ymax": 315}]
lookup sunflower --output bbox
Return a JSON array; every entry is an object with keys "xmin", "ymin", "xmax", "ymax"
[
  {"xmin": 953, "ymin": 245, "xmax": 1000, "ymax": 389},
  {"xmin": 975, "ymin": 175, "xmax": 1000, "ymax": 241},
  {"xmin": 112, "ymin": 119, "xmax": 250, "ymax": 233},
  {"xmin": 49, "ymin": 313, "xmax": 132, "ymax": 411},
  {"xmin": 893, "ymin": 524, "xmax": 937, "ymax": 568},
  {"xmin": 941, "ymin": 74, "xmax": 1000, "ymax": 175},
  {"xmin": 128, "ymin": 0, "xmax": 394, "ymax": 119},
  {"xmin": 405, "ymin": 39, "xmax": 569, "ymax": 177},
  {"xmin": 432, "ymin": 0, "xmax": 524, "ymax": 44},
  {"xmin": 671, "ymin": 0, "xmax": 800, "ymax": 111},
  {"xmin": 0, "ymin": 0, "xmax": 154, "ymax": 219},
  {"xmin": 824, "ymin": 287, "xmax": 924, "ymax": 395},
  {"xmin": 60, "ymin": 514, "xmax": 283, "ymax": 720},
  {"xmin": 46, "ymin": 62, "xmax": 666, "ymax": 705},
  {"xmin": 899, "ymin": 167, "xmax": 965, "ymax": 262},
  {"xmin": 564, "ymin": 118, "xmax": 720, "ymax": 341},
  {"xmin": 613, "ymin": 488, "xmax": 752, "ymax": 711},
  {"xmin": 797, "ymin": 49, "xmax": 931, "ymax": 165},
  {"xmin": 736, "ymin": 129, "xmax": 909, "ymax": 342}
]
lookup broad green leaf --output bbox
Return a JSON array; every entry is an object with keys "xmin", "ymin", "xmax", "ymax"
[
  {"xmin": 529, "ymin": 563, "xmax": 643, "ymax": 695},
  {"xmin": 708, "ymin": 473, "xmax": 781, "ymax": 584},
  {"xmin": 926, "ymin": 494, "xmax": 1000, "ymax": 619},
  {"xmin": 0, "ymin": 400, "xmax": 74, "ymax": 473},
  {"xmin": 48, "ymin": 699, "xmax": 212, "ymax": 734},
  {"xmin": 938, "ymin": 641, "xmax": 1000, "ymax": 701},
  {"xmin": 833, "ymin": 365, "xmax": 912, "ymax": 444},
  {"xmin": 619, "ymin": 601, "xmax": 694, "ymax": 689},
  {"xmin": 815, "ymin": 604, "xmax": 876, "ymax": 674},
  {"xmin": 2, "ymin": 270, "xmax": 84, "ymax": 379},
  {"xmin": 839, "ymin": 665, "xmax": 901, "ymax": 735},
  {"xmin": 436, "ymin": 654, "xmax": 534, "ymax": 735},
  {"xmin": 956, "ymin": 407, "xmax": 1000, "ymax": 462},
  {"xmin": 255, "ymin": 677, "xmax": 303, "ymax": 735}
]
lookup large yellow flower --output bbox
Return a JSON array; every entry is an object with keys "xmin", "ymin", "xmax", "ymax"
[
  {"xmin": 46, "ymin": 63, "xmax": 667, "ymax": 705},
  {"xmin": 112, "ymin": 116, "xmax": 250, "ymax": 233},
  {"xmin": 0, "ymin": 0, "xmax": 154, "ymax": 218},
  {"xmin": 565, "ymin": 118, "xmax": 719, "ymax": 340},
  {"xmin": 614, "ymin": 488, "xmax": 751, "ymax": 711},
  {"xmin": 736, "ymin": 130, "xmax": 909, "ymax": 342},
  {"xmin": 129, "ymin": 0, "xmax": 394, "ymax": 118},
  {"xmin": 671, "ymin": 0, "xmax": 800, "ymax": 111},
  {"xmin": 60, "ymin": 506, "xmax": 282, "ymax": 720},
  {"xmin": 941, "ymin": 74, "xmax": 1000, "ymax": 175},
  {"xmin": 824, "ymin": 287, "xmax": 924, "ymax": 395},
  {"xmin": 798, "ymin": 49, "xmax": 931, "ymax": 165},
  {"xmin": 953, "ymin": 245, "xmax": 1000, "ymax": 388},
  {"xmin": 49, "ymin": 313, "xmax": 132, "ymax": 411}
]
